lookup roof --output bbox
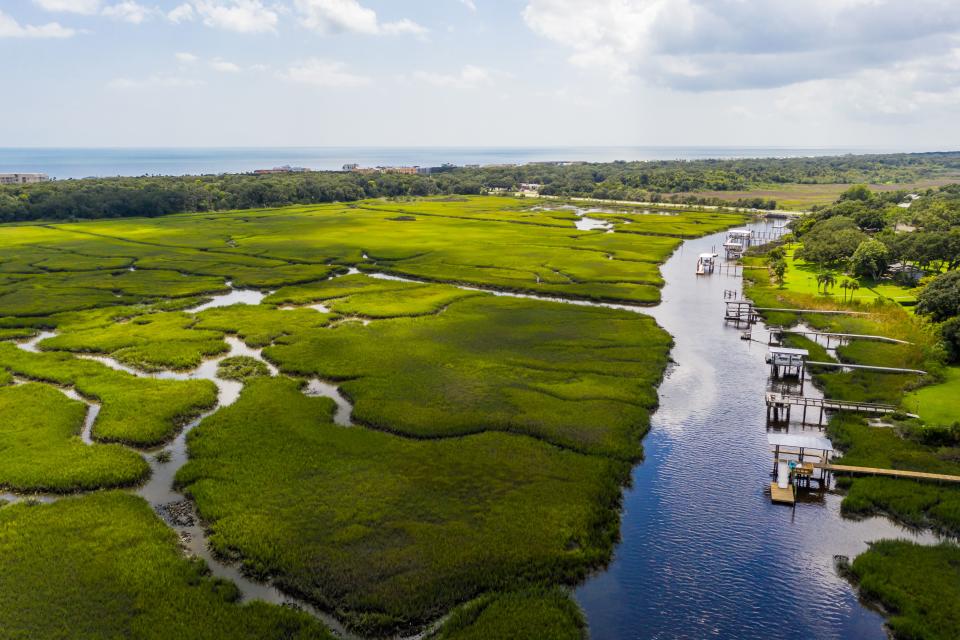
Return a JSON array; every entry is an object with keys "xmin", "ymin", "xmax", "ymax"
[
  {"xmin": 769, "ymin": 347, "xmax": 809, "ymax": 356},
  {"xmin": 699, "ymin": 253, "xmax": 716, "ymax": 259},
  {"xmin": 768, "ymin": 433, "xmax": 834, "ymax": 451},
  {"xmin": 728, "ymin": 229, "xmax": 752, "ymax": 235}
]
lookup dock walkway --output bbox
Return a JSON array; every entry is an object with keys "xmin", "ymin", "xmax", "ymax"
[
  {"xmin": 813, "ymin": 463, "xmax": 960, "ymax": 484},
  {"xmin": 806, "ymin": 361, "xmax": 927, "ymax": 375},
  {"xmin": 765, "ymin": 392, "xmax": 900, "ymax": 425}
]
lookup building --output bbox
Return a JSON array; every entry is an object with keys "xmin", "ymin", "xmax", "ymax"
[
  {"xmin": 376, "ymin": 166, "xmax": 420, "ymax": 175},
  {"xmin": 342, "ymin": 164, "xmax": 359, "ymax": 171},
  {"xmin": 0, "ymin": 173, "xmax": 49, "ymax": 185},
  {"xmin": 253, "ymin": 165, "xmax": 311, "ymax": 175}
]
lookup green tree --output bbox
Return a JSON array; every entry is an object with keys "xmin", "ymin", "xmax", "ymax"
[
  {"xmin": 796, "ymin": 217, "xmax": 867, "ymax": 267},
  {"xmin": 771, "ymin": 259, "xmax": 787, "ymax": 287},
  {"xmin": 917, "ymin": 271, "xmax": 960, "ymax": 322},
  {"xmin": 849, "ymin": 239, "xmax": 890, "ymax": 280},
  {"xmin": 941, "ymin": 317, "xmax": 960, "ymax": 364}
]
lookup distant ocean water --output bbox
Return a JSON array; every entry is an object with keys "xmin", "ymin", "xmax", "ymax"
[{"xmin": 0, "ymin": 146, "xmax": 906, "ymax": 180}]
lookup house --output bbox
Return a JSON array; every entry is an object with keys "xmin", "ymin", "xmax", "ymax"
[{"xmin": 0, "ymin": 173, "xmax": 49, "ymax": 185}]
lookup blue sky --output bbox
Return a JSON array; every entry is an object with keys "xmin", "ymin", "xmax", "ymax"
[{"xmin": 3, "ymin": 0, "xmax": 960, "ymax": 149}]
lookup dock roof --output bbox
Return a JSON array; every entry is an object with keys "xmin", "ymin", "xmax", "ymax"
[
  {"xmin": 768, "ymin": 347, "xmax": 809, "ymax": 356},
  {"xmin": 768, "ymin": 433, "xmax": 834, "ymax": 451}
]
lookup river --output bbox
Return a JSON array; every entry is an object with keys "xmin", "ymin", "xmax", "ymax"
[{"xmin": 575, "ymin": 222, "xmax": 941, "ymax": 639}]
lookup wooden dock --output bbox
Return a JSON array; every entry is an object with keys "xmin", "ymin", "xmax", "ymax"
[
  {"xmin": 813, "ymin": 463, "xmax": 960, "ymax": 484},
  {"xmin": 765, "ymin": 392, "xmax": 899, "ymax": 425},
  {"xmin": 769, "ymin": 482, "xmax": 796, "ymax": 504},
  {"xmin": 781, "ymin": 329, "xmax": 911, "ymax": 346}
]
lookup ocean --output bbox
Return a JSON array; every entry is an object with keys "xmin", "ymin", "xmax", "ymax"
[{"xmin": 0, "ymin": 146, "xmax": 901, "ymax": 180}]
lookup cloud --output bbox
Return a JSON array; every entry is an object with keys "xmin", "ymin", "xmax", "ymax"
[
  {"xmin": 413, "ymin": 65, "xmax": 494, "ymax": 89},
  {"xmin": 101, "ymin": 1, "xmax": 155, "ymax": 23},
  {"xmin": 776, "ymin": 45, "xmax": 960, "ymax": 121},
  {"xmin": 279, "ymin": 58, "xmax": 370, "ymax": 87},
  {"xmin": 294, "ymin": 0, "xmax": 427, "ymax": 36},
  {"xmin": 32, "ymin": 0, "xmax": 101, "ymax": 13},
  {"xmin": 458, "ymin": 0, "xmax": 476, "ymax": 11},
  {"xmin": 167, "ymin": 3, "xmax": 194, "ymax": 23},
  {"xmin": 522, "ymin": 0, "xmax": 960, "ymax": 92},
  {"xmin": 209, "ymin": 57, "xmax": 241, "ymax": 72},
  {"xmin": 175, "ymin": 51, "xmax": 199, "ymax": 63},
  {"xmin": 191, "ymin": 0, "xmax": 278, "ymax": 33},
  {"xmin": 108, "ymin": 74, "xmax": 205, "ymax": 89},
  {"xmin": 0, "ymin": 10, "xmax": 75, "ymax": 37}
]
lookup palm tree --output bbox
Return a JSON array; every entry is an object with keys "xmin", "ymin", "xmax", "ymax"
[
  {"xmin": 823, "ymin": 273, "xmax": 837, "ymax": 293},
  {"xmin": 839, "ymin": 279, "xmax": 852, "ymax": 302},
  {"xmin": 848, "ymin": 280, "xmax": 860, "ymax": 302}
]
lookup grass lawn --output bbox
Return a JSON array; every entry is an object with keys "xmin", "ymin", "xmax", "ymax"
[
  {"xmin": 906, "ymin": 367, "xmax": 960, "ymax": 427},
  {"xmin": 177, "ymin": 378, "xmax": 627, "ymax": 635},
  {"xmin": 777, "ymin": 245, "xmax": 917, "ymax": 305},
  {"xmin": 0, "ymin": 492, "xmax": 332, "ymax": 639},
  {"xmin": 0, "ymin": 383, "xmax": 148, "ymax": 492}
]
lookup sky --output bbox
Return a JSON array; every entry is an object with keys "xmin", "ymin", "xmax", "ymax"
[{"xmin": 2, "ymin": 0, "xmax": 960, "ymax": 150}]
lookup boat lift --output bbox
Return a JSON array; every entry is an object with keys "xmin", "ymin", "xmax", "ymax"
[
  {"xmin": 696, "ymin": 253, "xmax": 717, "ymax": 275},
  {"xmin": 724, "ymin": 228, "xmax": 753, "ymax": 259}
]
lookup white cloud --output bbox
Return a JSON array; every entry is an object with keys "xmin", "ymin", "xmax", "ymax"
[
  {"xmin": 279, "ymin": 58, "xmax": 370, "ymax": 87},
  {"xmin": 167, "ymin": 3, "xmax": 195, "ymax": 23},
  {"xmin": 522, "ymin": 0, "xmax": 960, "ymax": 91},
  {"xmin": 108, "ymin": 74, "xmax": 205, "ymax": 89},
  {"xmin": 101, "ymin": 1, "xmax": 155, "ymax": 24},
  {"xmin": 209, "ymin": 58, "xmax": 241, "ymax": 72},
  {"xmin": 191, "ymin": 0, "xmax": 278, "ymax": 33},
  {"xmin": 32, "ymin": 0, "xmax": 101, "ymax": 14},
  {"xmin": 413, "ymin": 65, "xmax": 494, "ymax": 89},
  {"xmin": 775, "ymin": 46, "xmax": 960, "ymax": 121},
  {"xmin": 458, "ymin": 0, "xmax": 476, "ymax": 11},
  {"xmin": 0, "ymin": 10, "xmax": 75, "ymax": 38},
  {"xmin": 294, "ymin": 0, "xmax": 427, "ymax": 36},
  {"xmin": 175, "ymin": 51, "xmax": 199, "ymax": 63}
]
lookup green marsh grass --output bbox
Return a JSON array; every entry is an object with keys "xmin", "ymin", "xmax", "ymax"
[
  {"xmin": 0, "ymin": 492, "xmax": 332, "ymax": 639},
  {"xmin": 434, "ymin": 587, "xmax": 586, "ymax": 640},
  {"xmin": 0, "ymin": 344, "xmax": 217, "ymax": 446},
  {"xmin": 217, "ymin": 356, "xmax": 269, "ymax": 381},
  {"xmin": 177, "ymin": 377, "xmax": 628, "ymax": 635},
  {"xmin": 849, "ymin": 540, "xmax": 960, "ymax": 640},
  {"xmin": 0, "ymin": 383, "xmax": 148, "ymax": 492},
  {"xmin": 265, "ymin": 295, "xmax": 670, "ymax": 459}
]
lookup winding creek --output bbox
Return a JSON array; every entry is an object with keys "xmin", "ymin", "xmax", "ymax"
[
  {"xmin": 575, "ymin": 221, "xmax": 944, "ymax": 639},
  {"xmin": 2, "ymin": 218, "xmax": 947, "ymax": 639}
]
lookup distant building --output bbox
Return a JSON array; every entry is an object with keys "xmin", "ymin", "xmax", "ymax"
[
  {"xmin": 342, "ymin": 163, "xmax": 359, "ymax": 171},
  {"xmin": 253, "ymin": 165, "xmax": 310, "ymax": 175},
  {"xmin": 377, "ymin": 166, "xmax": 419, "ymax": 175},
  {"xmin": 0, "ymin": 173, "xmax": 49, "ymax": 185}
]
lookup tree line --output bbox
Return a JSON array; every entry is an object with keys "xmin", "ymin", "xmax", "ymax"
[{"xmin": 2, "ymin": 152, "xmax": 960, "ymax": 222}]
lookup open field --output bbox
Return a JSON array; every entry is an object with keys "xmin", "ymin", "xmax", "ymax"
[{"xmin": 684, "ymin": 176, "xmax": 960, "ymax": 210}]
